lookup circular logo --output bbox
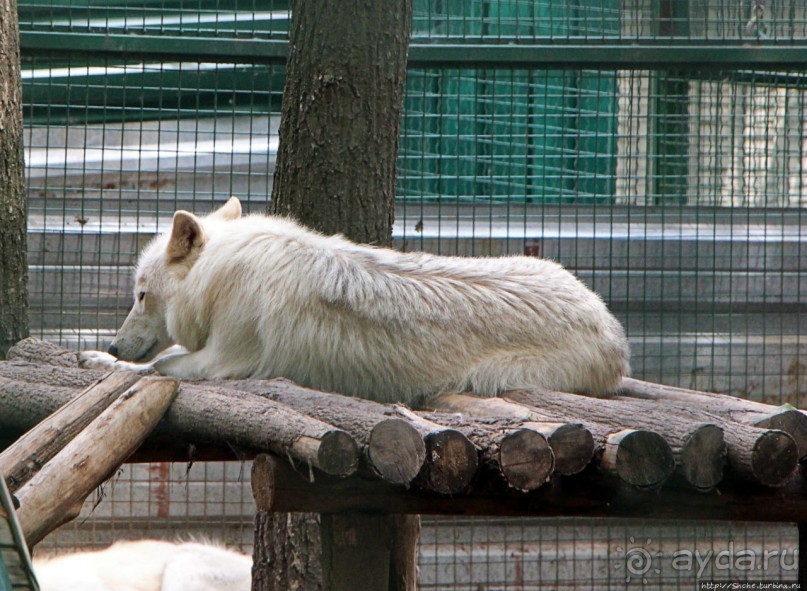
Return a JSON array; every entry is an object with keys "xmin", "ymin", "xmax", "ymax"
[
  {"xmin": 625, "ymin": 545, "xmax": 654, "ymax": 577},
  {"xmin": 614, "ymin": 537, "xmax": 663, "ymax": 584}
]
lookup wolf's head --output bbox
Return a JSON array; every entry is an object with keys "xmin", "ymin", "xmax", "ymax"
[{"xmin": 108, "ymin": 197, "xmax": 243, "ymax": 362}]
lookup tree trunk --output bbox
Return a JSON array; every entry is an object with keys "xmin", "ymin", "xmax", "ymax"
[
  {"xmin": 258, "ymin": 0, "xmax": 414, "ymax": 589},
  {"xmin": 0, "ymin": 0, "xmax": 28, "ymax": 359},
  {"xmin": 271, "ymin": 0, "xmax": 412, "ymax": 246}
]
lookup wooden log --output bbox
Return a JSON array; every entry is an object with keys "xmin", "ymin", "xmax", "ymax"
[
  {"xmin": 0, "ymin": 375, "xmax": 101, "ymax": 435},
  {"xmin": 0, "ymin": 366, "xmax": 361, "ymax": 479},
  {"xmin": 175, "ymin": 384, "xmax": 360, "ymax": 478},
  {"xmin": 491, "ymin": 427, "xmax": 554, "ymax": 492},
  {"xmin": 388, "ymin": 515, "xmax": 420, "ymax": 591},
  {"xmin": 672, "ymin": 424, "xmax": 725, "ymax": 491},
  {"xmin": 620, "ymin": 377, "xmax": 807, "ymax": 460},
  {"xmin": 15, "ymin": 376, "xmax": 179, "ymax": 545},
  {"xmin": 417, "ymin": 410, "xmax": 554, "ymax": 492},
  {"xmin": 723, "ymin": 426, "xmax": 798, "ymax": 487},
  {"xmin": 494, "ymin": 391, "xmax": 675, "ymax": 488},
  {"xmin": 423, "ymin": 393, "xmax": 594, "ymax": 476},
  {"xmin": 7, "ymin": 337, "xmax": 79, "ymax": 368},
  {"xmin": 320, "ymin": 514, "xmax": 404, "ymax": 591},
  {"xmin": 253, "ymin": 511, "xmax": 323, "ymax": 591},
  {"xmin": 0, "ymin": 371, "xmax": 141, "ymax": 493},
  {"xmin": 599, "ymin": 428, "xmax": 675, "ymax": 489},
  {"xmin": 511, "ymin": 388, "xmax": 798, "ymax": 488},
  {"xmin": 505, "ymin": 389, "xmax": 732, "ymax": 490},
  {"xmin": 391, "ymin": 406, "xmax": 477, "ymax": 494},
  {"xmin": 223, "ymin": 379, "xmax": 426, "ymax": 487},
  {"xmin": 2, "ymin": 342, "xmax": 418, "ymax": 486},
  {"xmin": 0, "ymin": 360, "xmax": 99, "ymax": 390}
]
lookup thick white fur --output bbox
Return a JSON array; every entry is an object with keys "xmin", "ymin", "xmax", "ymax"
[
  {"xmin": 34, "ymin": 540, "xmax": 251, "ymax": 591},
  {"xmin": 80, "ymin": 197, "xmax": 630, "ymax": 403}
]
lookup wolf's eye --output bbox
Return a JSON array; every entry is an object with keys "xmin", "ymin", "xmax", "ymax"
[{"xmin": 138, "ymin": 291, "xmax": 146, "ymax": 302}]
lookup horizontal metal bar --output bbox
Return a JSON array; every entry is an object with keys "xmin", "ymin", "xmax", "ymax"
[
  {"xmin": 20, "ymin": 31, "xmax": 807, "ymax": 68},
  {"xmin": 407, "ymin": 44, "xmax": 807, "ymax": 68},
  {"xmin": 20, "ymin": 31, "xmax": 290, "ymax": 62}
]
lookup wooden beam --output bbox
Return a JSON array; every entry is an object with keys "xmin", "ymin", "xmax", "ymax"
[{"xmin": 252, "ymin": 452, "xmax": 807, "ymax": 523}]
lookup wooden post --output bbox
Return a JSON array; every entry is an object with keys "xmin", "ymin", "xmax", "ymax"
[
  {"xmin": 321, "ymin": 515, "xmax": 399, "ymax": 591},
  {"xmin": 252, "ymin": 454, "xmax": 418, "ymax": 591}
]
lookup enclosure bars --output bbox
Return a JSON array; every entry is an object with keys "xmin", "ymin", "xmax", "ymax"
[
  {"xmin": 19, "ymin": 33, "xmax": 807, "ymax": 67},
  {"xmin": 18, "ymin": 9, "xmax": 807, "ymax": 589}
]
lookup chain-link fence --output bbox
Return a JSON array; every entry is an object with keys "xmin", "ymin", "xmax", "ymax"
[{"xmin": 18, "ymin": 0, "xmax": 807, "ymax": 588}]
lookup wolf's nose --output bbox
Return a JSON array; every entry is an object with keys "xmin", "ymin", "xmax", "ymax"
[{"xmin": 108, "ymin": 344, "xmax": 119, "ymax": 358}]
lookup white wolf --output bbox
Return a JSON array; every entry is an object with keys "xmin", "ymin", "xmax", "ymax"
[
  {"xmin": 34, "ymin": 540, "xmax": 252, "ymax": 591},
  {"xmin": 81, "ymin": 197, "xmax": 630, "ymax": 403}
]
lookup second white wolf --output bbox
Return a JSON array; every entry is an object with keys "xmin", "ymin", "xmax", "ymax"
[
  {"xmin": 34, "ymin": 540, "xmax": 252, "ymax": 591},
  {"xmin": 82, "ymin": 198, "xmax": 630, "ymax": 403}
]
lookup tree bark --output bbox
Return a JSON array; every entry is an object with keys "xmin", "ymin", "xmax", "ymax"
[
  {"xmin": 0, "ymin": 0, "xmax": 28, "ymax": 359},
  {"xmin": 253, "ymin": 509, "xmax": 323, "ymax": 591},
  {"xmin": 7, "ymin": 338, "xmax": 78, "ymax": 368},
  {"xmin": 271, "ymin": 0, "xmax": 412, "ymax": 246}
]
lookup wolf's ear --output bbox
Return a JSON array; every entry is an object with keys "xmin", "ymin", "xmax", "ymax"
[
  {"xmin": 209, "ymin": 196, "xmax": 242, "ymax": 221},
  {"xmin": 168, "ymin": 211, "xmax": 206, "ymax": 262}
]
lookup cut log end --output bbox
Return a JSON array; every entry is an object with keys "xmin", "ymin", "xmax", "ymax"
[
  {"xmin": 498, "ymin": 429, "xmax": 554, "ymax": 492},
  {"xmin": 755, "ymin": 410, "xmax": 807, "ymax": 461},
  {"xmin": 419, "ymin": 430, "xmax": 478, "ymax": 495},
  {"xmin": 678, "ymin": 424, "xmax": 726, "ymax": 491},
  {"xmin": 602, "ymin": 429, "xmax": 675, "ymax": 488},
  {"xmin": 752, "ymin": 430, "xmax": 799, "ymax": 487},
  {"xmin": 540, "ymin": 423, "xmax": 594, "ymax": 476},
  {"xmin": 317, "ymin": 431, "xmax": 361, "ymax": 478},
  {"xmin": 367, "ymin": 419, "xmax": 426, "ymax": 485}
]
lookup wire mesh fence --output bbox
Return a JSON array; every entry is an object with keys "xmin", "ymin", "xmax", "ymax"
[{"xmin": 15, "ymin": 0, "xmax": 807, "ymax": 589}]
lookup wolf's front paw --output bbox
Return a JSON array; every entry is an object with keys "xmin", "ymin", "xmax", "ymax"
[{"xmin": 79, "ymin": 350, "xmax": 121, "ymax": 370}]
